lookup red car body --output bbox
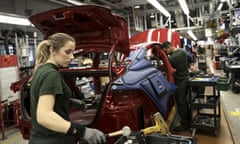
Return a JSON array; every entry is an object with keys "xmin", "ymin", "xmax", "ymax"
[{"xmin": 10, "ymin": 5, "xmax": 179, "ymax": 143}]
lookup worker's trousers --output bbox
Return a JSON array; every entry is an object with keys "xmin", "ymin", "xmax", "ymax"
[{"xmin": 175, "ymin": 77, "xmax": 189, "ymax": 126}]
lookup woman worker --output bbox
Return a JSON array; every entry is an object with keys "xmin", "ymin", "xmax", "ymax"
[{"xmin": 29, "ymin": 33, "xmax": 106, "ymax": 144}]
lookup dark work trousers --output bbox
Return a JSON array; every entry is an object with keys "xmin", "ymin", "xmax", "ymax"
[
  {"xmin": 175, "ymin": 77, "xmax": 189, "ymax": 126},
  {"xmin": 29, "ymin": 135, "xmax": 75, "ymax": 144}
]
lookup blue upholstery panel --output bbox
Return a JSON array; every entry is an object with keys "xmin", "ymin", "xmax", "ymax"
[{"xmin": 111, "ymin": 47, "xmax": 176, "ymax": 116}]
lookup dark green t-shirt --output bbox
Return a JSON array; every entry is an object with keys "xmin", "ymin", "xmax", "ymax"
[
  {"xmin": 169, "ymin": 48, "xmax": 189, "ymax": 83},
  {"xmin": 30, "ymin": 63, "xmax": 72, "ymax": 138}
]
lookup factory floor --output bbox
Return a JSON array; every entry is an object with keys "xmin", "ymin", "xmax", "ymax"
[
  {"xmin": 0, "ymin": 56, "xmax": 239, "ymax": 144},
  {"xmin": 0, "ymin": 85, "xmax": 238, "ymax": 144}
]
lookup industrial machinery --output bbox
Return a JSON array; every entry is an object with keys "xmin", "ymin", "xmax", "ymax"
[
  {"xmin": 115, "ymin": 112, "xmax": 197, "ymax": 144},
  {"xmin": 224, "ymin": 46, "xmax": 240, "ymax": 93},
  {"xmin": 10, "ymin": 5, "xmax": 179, "ymax": 143}
]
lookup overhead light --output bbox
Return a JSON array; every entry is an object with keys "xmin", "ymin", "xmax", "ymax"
[
  {"xmin": 150, "ymin": 14, "xmax": 155, "ymax": 18},
  {"xmin": 147, "ymin": 0, "xmax": 170, "ymax": 17},
  {"xmin": 220, "ymin": 23, "xmax": 225, "ymax": 29},
  {"xmin": 217, "ymin": 3, "xmax": 223, "ymax": 11},
  {"xmin": 187, "ymin": 30, "xmax": 197, "ymax": 41},
  {"xmin": 134, "ymin": 5, "xmax": 140, "ymax": 9},
  {"xmin": 172, "ymin": 26, "xmax": 202, "ymax": 31},
  {"xmin": 178, "ymin": 0, "xmax": 189, "ymax": 15},
  {"xmin": 0, "ymin": 12, "xmax": 32, "ymax": 26},
  {"xmin": 205, "ymin": 28, "xmax": 213, "ymax": 37},
  {"xmin": 49, "ymin": 0, "xmax": 72, "ymax": 6},
  {"xmin": 67, "ymin": 0, "xmax": 85, "ymax": 5}
]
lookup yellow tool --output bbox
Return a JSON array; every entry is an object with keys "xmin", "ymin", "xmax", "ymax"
[
  {"xmin": 136, "ymin": 112, "xmax": 196, "ymax": 144},
  {"xmin": 141, "ymin": 112, "xmax": 171, "ymax": 136}
]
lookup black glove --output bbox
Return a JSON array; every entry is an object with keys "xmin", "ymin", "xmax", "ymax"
[
  {"xmin": 67, "ymin": 122, "xmax": 86, "ymax": 138},
  {"xmin": 83, "ymin": 128, "xmax": 106, "ymax": 144}
]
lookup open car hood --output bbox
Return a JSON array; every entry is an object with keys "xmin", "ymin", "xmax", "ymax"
[{"xmin": 29, "ymin": 5, "xmax": 129, "ymax": 55}]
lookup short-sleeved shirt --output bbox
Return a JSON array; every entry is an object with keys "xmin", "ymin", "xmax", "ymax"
[
  {"xmin": 169, "ymin": 48, "xmax": 189, "ymax": 83},
  {"xmin": 30, "ymin": 63, "xmax": 72, "ymax": 139}
]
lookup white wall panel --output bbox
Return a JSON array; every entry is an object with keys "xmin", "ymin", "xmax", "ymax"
[{"xmin": 0, "ymin": 66, "xmax": 20, "ymax": 102}]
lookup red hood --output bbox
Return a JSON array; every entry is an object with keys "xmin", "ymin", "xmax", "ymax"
[{"xmin": 29, "ymin": 5, "xmax": 129, "ymax": 55}]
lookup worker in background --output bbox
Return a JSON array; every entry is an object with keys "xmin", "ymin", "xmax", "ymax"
[
  {"xmin": 29, "ymin": 33, "xmax": 106, "ymax": 144},
  {"xmin": 160, "ymin": 41, "xmax": 189, "ymax": 132}
]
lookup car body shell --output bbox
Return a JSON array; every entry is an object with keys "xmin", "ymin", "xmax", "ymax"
[{"xmin": 10, "ymin": 5, "xmax": 179, "ymax": 143}]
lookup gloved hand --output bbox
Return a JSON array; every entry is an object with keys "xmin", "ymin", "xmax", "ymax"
[{"xmin": 84, "ymin": 128, "xmax": 106, "ymax": 144}]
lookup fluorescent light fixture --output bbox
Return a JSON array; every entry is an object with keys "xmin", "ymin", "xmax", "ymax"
[
  {"xmin": 134, "ymin": 5, "xmax": 140, "ymax": 9},
  {"xmin": 0, "ymin": 12, "xmax": 31, "ymax": 26},
  {"xmin": 67, "ymin": 0, "xmax": 85, "ymax": 5},
  {"xmin": 232, "ymin": 22, "xmax": 237, "ymax": 25},
  {"xmin": 187, "ymin": 30, "xmax": 197, "ymax": 41},
  {"xmin": 150, "ymin": 14, "xmax": 155, "ymax": 18},
  {"xmin": 220, "ymin": 23, "xmax": 225, "ymax": 29},
  {"xmin": 147, "ymin": 0, "xmax": 170, "ymax": 17},
  {"xmin": 217, "ymin": 3, "xmax": 223, "ymax": 11},
  {"xmin": 178, "ymin": 0, "xmax": 189, "ymax": 15},
  {"xmin": 205, "ymin": 28, "xmax": 213, "ymax": 37},
  {"xmin": 49, "ymin": 0, "xmax": 72, "ymax": 6}
]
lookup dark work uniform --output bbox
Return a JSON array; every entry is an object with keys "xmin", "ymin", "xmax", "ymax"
[
  {"xmin": 169, "ymin": 48, "xmax": 189, "ymax": 126},
  {"xmin": 29, "ymin": 63, "xmax": 75, "ymax": 144}
]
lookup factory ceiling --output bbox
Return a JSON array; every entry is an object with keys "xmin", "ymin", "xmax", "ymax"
[
  {"xmin": 47, "ymin": 0, "xmax": 235, "ymax": 40},
  {"xmin": 0, "ymin": 0, "xmax": 236, "ymax": 41}
]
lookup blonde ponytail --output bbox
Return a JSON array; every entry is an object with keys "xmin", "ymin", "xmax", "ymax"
[
  {"xmin": 36, "ymin": 40, "xmax": 51, "ymax": 65},
  {"xmin": 34, "ymin": 40, "xmax": 50, "ymax": 71}
]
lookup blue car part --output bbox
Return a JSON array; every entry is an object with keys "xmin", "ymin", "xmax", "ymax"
[{"xmin": 111, "ymin": 47, "xmax": 176, "ymax": 116}]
